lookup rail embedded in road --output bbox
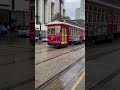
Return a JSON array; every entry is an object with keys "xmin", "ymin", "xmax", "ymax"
[
  {"xmin": 86, "ymin": 47, "xmax": 120, "ymax": 61},
  {"xmin": 36, "ymin": 56, "xmax": 85, "ymax": 90}
]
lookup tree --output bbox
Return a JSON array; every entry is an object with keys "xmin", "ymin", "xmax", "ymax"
[
  {"xmin": 61, "ymin": 16, "xmax": 71, "ymax": 20},
  {"xmin": 76, "ymin": 19, "xmax": 85, "ymax": 27},
  {"xmin": 51, "ymin": 13, "xmax": 71, "ymax": 22},
  {"xmin": 51, "ymin": 13, "xmax": 60, "ymax": 22}
]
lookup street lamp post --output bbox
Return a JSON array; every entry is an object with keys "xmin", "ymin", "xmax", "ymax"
[{"xmin": 39, "ymin": 21, "xmax": 41, "ymax": 39}]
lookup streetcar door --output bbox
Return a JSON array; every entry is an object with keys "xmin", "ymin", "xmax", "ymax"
[{"xmin": 61, "ymin": 26, "xmax": 67, "ymax": 44}]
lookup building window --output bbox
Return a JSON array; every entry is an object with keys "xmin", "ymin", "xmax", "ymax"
[
  {"xmin": 97, "ymin": 13, "xmax": 100, "ymax": 22},
  {"xmin": 98, "ymin": 8, "xmax": 101, "ymax": 12},
  {"xmin": 86, "ymin": 5, "xmax": 88, "ymax": 11},
  {"xmin": 101, "ymin": 14, "xmax": 104, "ymax": 22},
  {"xmin": 102, "ymin": 8, "xmax": 105, "ymax": 13},
  {"xmin": 88, "ymin": 12, "xmax": 92, "ymax": 22},
  {"xmin": 94, "ymin": 7, "xmax": 97, "ymax": 12},
  {"xmin": 89, "ymin": 6, "xmax": 93, "ymax": 11}
]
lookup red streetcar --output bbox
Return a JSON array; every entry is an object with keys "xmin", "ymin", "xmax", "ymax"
[{"xmin": 47, "ymin": 21, "xmax": 85, "ymax": 48}]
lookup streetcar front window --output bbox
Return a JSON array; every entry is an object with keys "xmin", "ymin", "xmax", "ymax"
[
  {"xmin": 51, "ymin": 27, "xmax": 55, "ymax": 35},
  {"xmin": 48, "ymin": 27, "xmax": 55, "ymax": 35},
  {"xmin": 56, "ymin": 26, "xmax": 60, "ymax": 35},
  {"xmin": 48, "ymin": 28, "xmax": 50, "ymax": 35}
]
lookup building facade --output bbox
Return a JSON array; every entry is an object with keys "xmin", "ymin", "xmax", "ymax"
[
  {"xmin": 75, "ymin": 8, "xmax": 80, "ymax": 20},
  {"xmin": 80, "ymin": 0, "xmax": 85, "ymax": 20},
  {"xmin": 0, "ymin": 0, "xmax": 29, "ymax": 26},
  {"xmin": 35, "ymin": 0, "xmax": 65, "ymax": 37},
  {"xmin": 29, "ymin": 0, "xmax": 35, "ymax": 22},
  {"xmin": 35, "ymin": 0, "xmax": 51, "ymax": 37},
  {"xmin": 51, "ymin": 0, "xmax": 65, "ymax": 19},
  {"xmin": 13, "ymin": 0, "xmax": 29, "ymax": 26},
  {"xmin": 86, "ymin": 0, "xmax": 120, "ymax": 44}
]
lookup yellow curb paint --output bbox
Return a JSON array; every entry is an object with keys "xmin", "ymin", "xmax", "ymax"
[{"xmin": 71, "ymin": 72, "xmax": 85, "ymax": 90}]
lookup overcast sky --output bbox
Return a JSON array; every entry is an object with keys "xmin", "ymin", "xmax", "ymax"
[{"xmin": 65, "ymin": 0, "xmax": 81, "ymax": 20}]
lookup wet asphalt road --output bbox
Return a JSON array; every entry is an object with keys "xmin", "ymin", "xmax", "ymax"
[
  {"xmin": 86, "ymin": 38, "xmax": 120, "ymax": 90},
  {"xmin": 1, "ymin": 33, "xmax": 120, "ymax": 90},
  {"xmin": 0, "ymin": 34, "xmax": 34, "ymax": 90},
  {"xmin": 35, "ymin": 41, "xmax": 85, "ymax": 90}
]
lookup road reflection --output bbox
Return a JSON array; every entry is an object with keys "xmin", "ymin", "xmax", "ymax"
[{"xmin": 0, "ymin": 33, "xmax": 34, "ymax": 89}]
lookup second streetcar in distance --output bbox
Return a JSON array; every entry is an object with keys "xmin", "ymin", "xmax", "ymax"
[{"xmin": 47, "ymin": 21, "xmax": 85, "ymax": 48}]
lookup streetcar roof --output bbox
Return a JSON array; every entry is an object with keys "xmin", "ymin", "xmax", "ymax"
[{"xmin": 47, "ymin": 21, "xmax": 85, "ymax": 30}]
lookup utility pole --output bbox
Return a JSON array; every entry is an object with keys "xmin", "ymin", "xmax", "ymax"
[
  {"xmin": 59, "ymin": 0, "xmax": 62, "ymax": 20},
  {"xmin": 9, "ymin": 0, "xmax": 15, "ymax": 30}
]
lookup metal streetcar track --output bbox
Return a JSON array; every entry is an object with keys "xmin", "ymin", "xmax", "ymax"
[
  {"xmin": 86, "ymin": 47, "xmax": 120, "ymax": 89},
  {"xmin": 36, "ymin": 55, "xmax": 85, "ymax": 90},
  {"xmin": 0, "ymin": 57, "xmax": 34, "ymax": 66},
  {"xmin": 89, "ymin": 68, "xmax": 120, "ymax": 90},
  {"xmin": 35, "ymin": 44, "xmax": 85, "ymax": 54},
  {"xmin": 0, "ymin": 77, "xmax": 34, "ymax": 90},
  {"xmin": 35, "ymin": 48, "xmax": 56, "ymax": 54},
  {"xmin": 86, "ymin": 47, "xmax": 120, "ymax": 61},
  {"xmin": 35, "ymin": 46, "xmax": 85, "ymax": 65}
]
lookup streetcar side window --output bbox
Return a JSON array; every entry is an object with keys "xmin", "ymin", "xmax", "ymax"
[
  {"xmin": 65, "ymin": 26, "xmax": 67, "ymax": 35},
  {"xmin": 81, "ymin": 29, "xmax": 83, "ymax": 35},
  {"xmin": 76, "ymin": 29, "xmax": 77, "ymax": 36},
  {"xmin": 80, "ymin": 29, "xmax": 82, "ymax": 35},
  {"xmin": 79, "ymin": 29, "xmax": 80, "ymax": 35},
  {"xmin": 75, "ymin": 29, "xmax": 76, "ymax": 36},
  {"xmin": 70, "ymin": 28, "xmax": 72, "ymax": 35},
  {"xmin": 73, "ymin": 28, "xmax": 75, "ymax": 35},
  {"xmin": 72, "ymin": 28, "xmax": 73, "ymax": 36},
  {"xmin": 74, "ymin": 28, "xmax": 75, "ymax": 36},
  {"xmin": 75, "ymin": 28, "xmax": 76, "ymax": 36},
  {"xmin": 74, "ymin": 28, "xmax": 76, "ymax": 36},
  {"xmin": 77, "ymin": 29, "xmax": 79, "ymax": 36}
]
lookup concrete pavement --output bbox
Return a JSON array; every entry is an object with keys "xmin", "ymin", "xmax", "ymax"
[{"xmin": 35, "ymin": 43, "xmax": 85, "ymax": 90}]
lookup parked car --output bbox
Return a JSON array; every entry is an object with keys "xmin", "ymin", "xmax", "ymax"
[
  {"xmin": 42, "ymin": 37, "xmax": 47, "ymax": 42},
  {"xmin": 17, "ymin": 26, "xmax": 29, "ymax": 36},
  {"xmin": 0, "ymin": 25, "xmax": 9, "ymax": 34}
]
